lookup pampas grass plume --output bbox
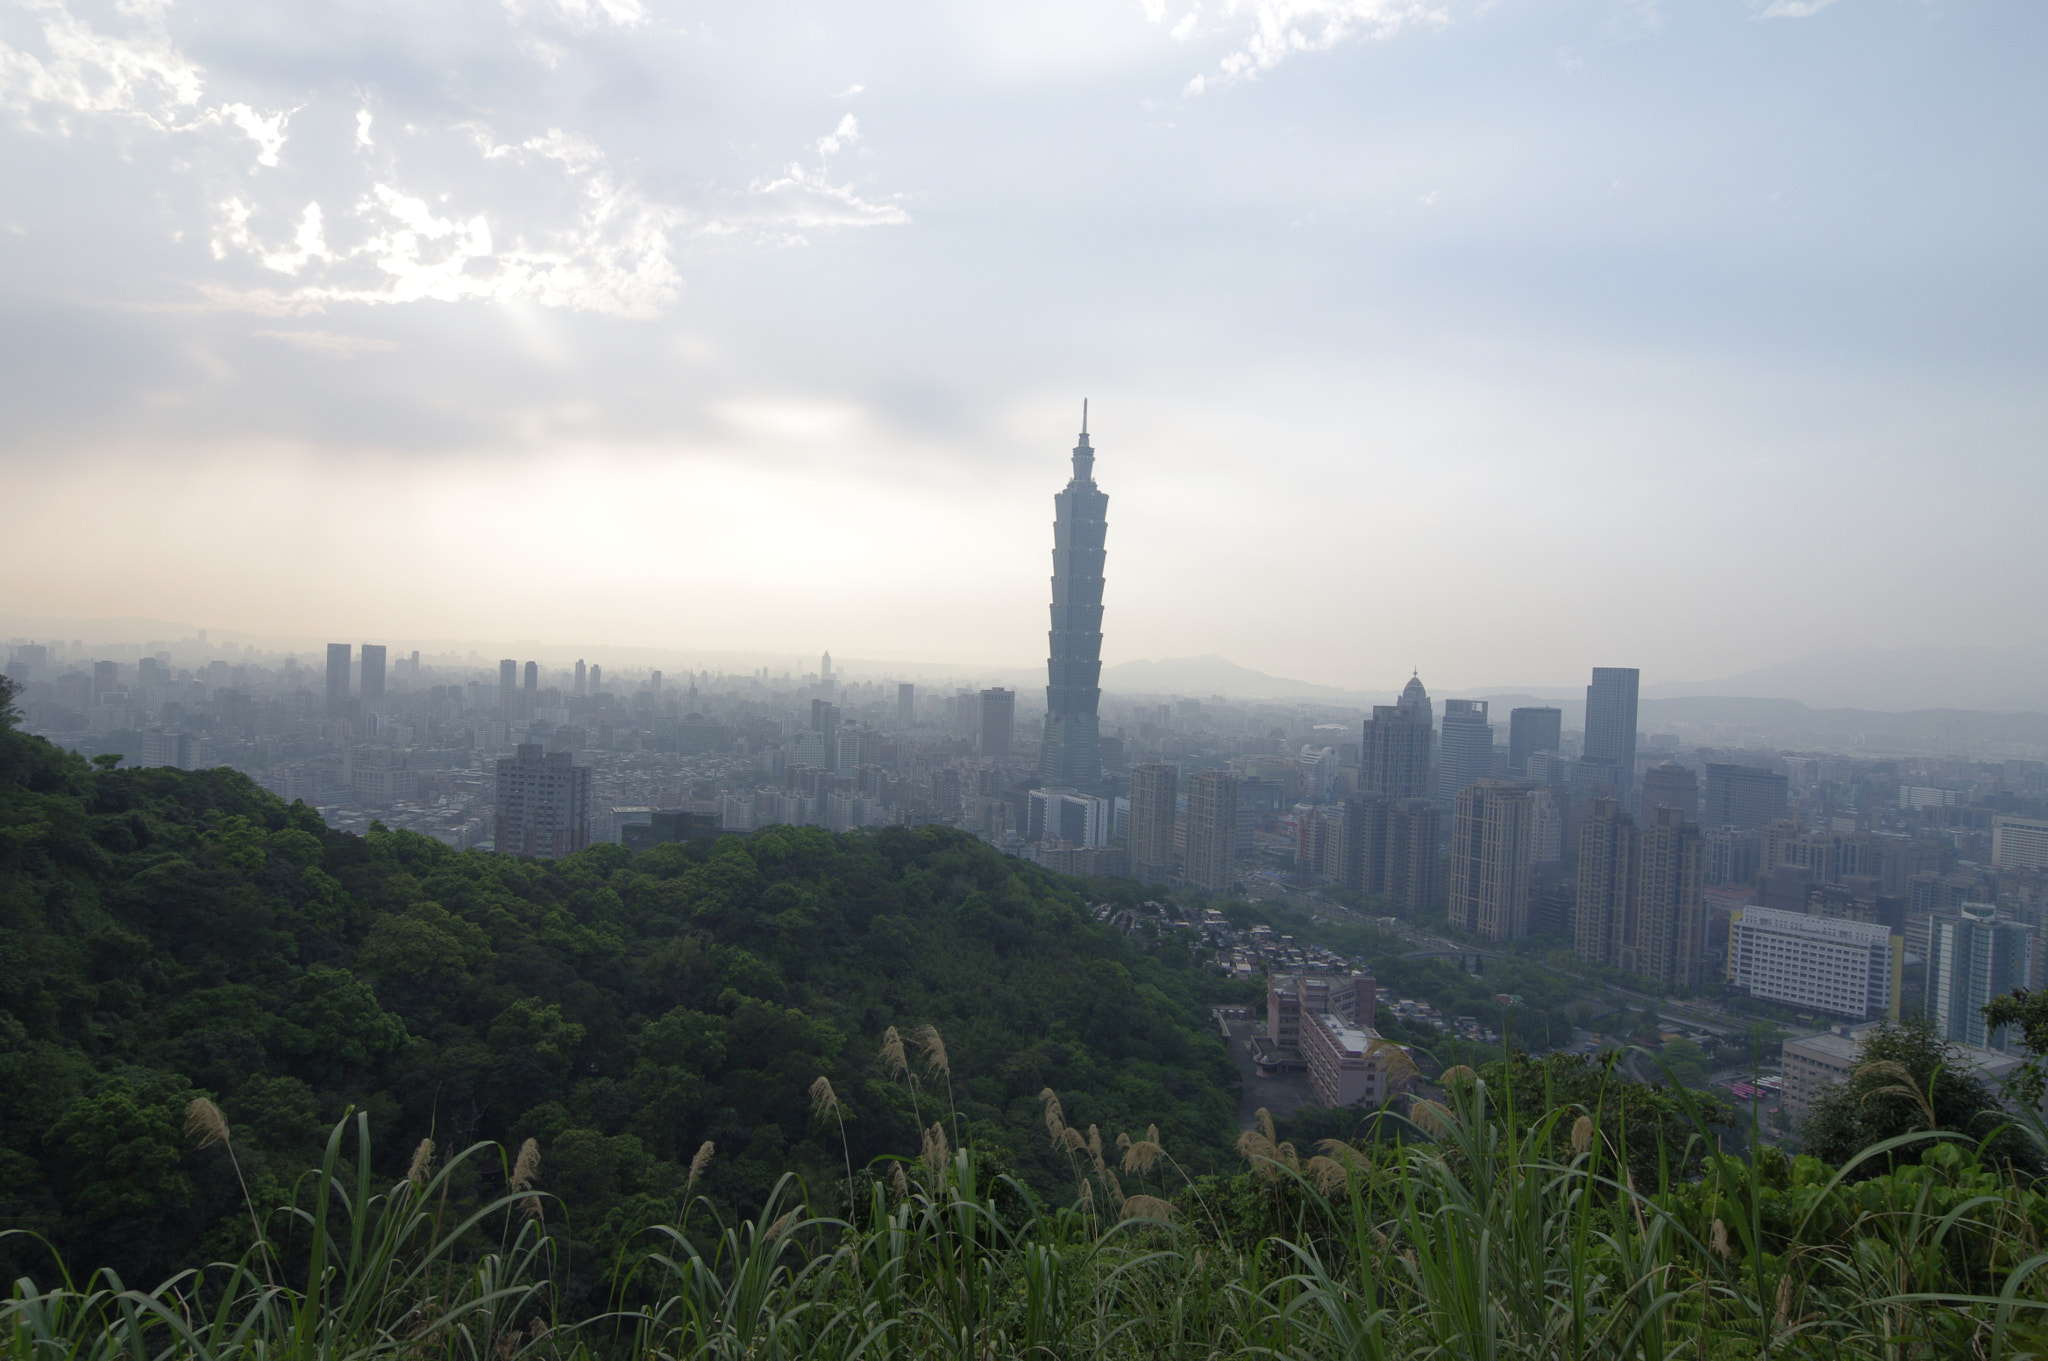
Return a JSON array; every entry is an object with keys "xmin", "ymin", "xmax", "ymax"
[
  {"xmin": 1121, "ymin": 1194, "xmax": 1176, "ymax": 1221},
  {"xmin": 185, "ymin": 1097, "xmax": 230, "ymax": 1149},
  {"xmin": 510, "ymin": 1138, "xmax": 541, "ymax": 1193},
  {"xmin": 809, "ymin": 1075, "xmax": 838, "ymax": 1117},
  {"xmin": 407, "ymin": 1137, "xmax": 435, "ymax": 1186},
  {"xmin": 1571, "ymin": 1115, "xmax": 1594, "ymax": 1156},
  {"xmin": 688, "ymin": 1140, "xmax": 714, "ymax": 1186},
  {"xmin": 911, "ymin": 1024, "xmax": 949, "ymax": 1079},
  {"xmin": 879, "ymin": 1026, "xmax": 908, "ymax": 1078}
]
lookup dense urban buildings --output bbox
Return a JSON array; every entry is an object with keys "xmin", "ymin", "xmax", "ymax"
[{"xmin": 1039, "ymin": 409, "xmax": 1107, "ymax": 793}]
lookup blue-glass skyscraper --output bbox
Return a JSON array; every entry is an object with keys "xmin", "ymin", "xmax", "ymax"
[{"xmin": 1039, "ymin": 406, "xmax": 1107, "ymax": 792}]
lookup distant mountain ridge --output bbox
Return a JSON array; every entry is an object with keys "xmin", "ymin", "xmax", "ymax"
[{"xmin": 1100, "ymin": 656, "xmax": 1373, "ymax": 702}]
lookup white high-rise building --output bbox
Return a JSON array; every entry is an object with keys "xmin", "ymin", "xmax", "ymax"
[
  {"xmin": 1927, "ymin": 903, "xmax": 2036, "ymax": 1052},
  {"xmin": 1727, "ymin": 906, "xmax": 1898, "ymax": 1021}
]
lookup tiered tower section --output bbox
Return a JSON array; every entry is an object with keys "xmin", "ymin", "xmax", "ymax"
[{"xmin": 1039, "ymin": 408, "xmax": 1107, "ymax": 792}]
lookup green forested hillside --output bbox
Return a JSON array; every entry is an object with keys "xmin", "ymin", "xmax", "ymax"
[{"xmin": 0, "ymin": 712, "xmax": 1240, "ymax": 1287}]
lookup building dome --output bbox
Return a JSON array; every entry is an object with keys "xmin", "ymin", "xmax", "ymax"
[{"xmin": 1397, "ymin": 673, "xmax": 1431, "ymax": 719}]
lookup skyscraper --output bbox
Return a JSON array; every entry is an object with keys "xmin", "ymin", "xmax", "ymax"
[
  {"xmin": 1927, "ymin": 904, "xmax": 2035, "ymax": 1051},
  {"xmin": 1575, "ymin": 798, "xmax": 1638, "ymax": 968},
  {"xmin": 1184, "ymin": 770, "xmax": 1238, "ymax": 892},
  {"xmin": 493, "ymin": 743, "xmax": 592, "ymax": 858},
  {"xmin": 575, "ymin": 659, "xmax": 587, "ymax": 695},
  {"xmin": 979, "ymin": 687, "xmax": 1015, "ymax": 761},
  {"xmin": 1507, "ymin": 706, "xmax": 1562, "ymax": 776},
  {"xmin": 500, "ymin": 658, "xmax": 517, "ymax": 694},
  {"xmin": 325, "ymin": 643, "xmax": 351, "ymax": 714},
  {"xmin": 821, "ymin": 651, "xmax": 833, "ymax": 681},
  {"xmin": 897, "ymin": 682, "xmax": 916, "ymax": 729},
  {"xmin": 523, "ymin": 661, "xmax": 538, "ymax": 692},
  {"xmin": 1361, "ymin": 674, "xmax": 1433, "ymax": 800},
  {"xmin": 1437, "ymin": 698, "xmax": 1493, "ymax": 807},
  {"xmin": 1584, "ymin": 667, "xmax": 1640, "ymax": 793},
  {"xmin": 1129, "ymin": 763, "xmax": 1179, "ymax": 884},
  {"xmin": 1636, "ymin": 805, "xmax": 1707, "ymax": 989},
  {"xmin": 359, "ymin": 644, "xmax": 386, "ymax": 704},
  {"xmin": 1039, "ymin": 406, "xmax": 1107, "ymax": 793},
  {"xmin": 1448, "ymin": 780, "xmax": 1535, "ymax": 941}
]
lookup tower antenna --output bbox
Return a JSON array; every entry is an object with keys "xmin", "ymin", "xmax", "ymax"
[{"xmin": 1082, "ymin": 398, "xmax": 1088, "ymax": 435}]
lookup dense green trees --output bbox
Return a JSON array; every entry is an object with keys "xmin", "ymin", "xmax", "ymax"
[{"xmin": 0, "ymin": 711, "xmax": 1239, "ymax": 1285}]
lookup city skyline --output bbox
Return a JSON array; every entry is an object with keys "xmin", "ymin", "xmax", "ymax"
[{"xmin": 4, "ymin": 3, "xmax": 2044, "ymax": 688}]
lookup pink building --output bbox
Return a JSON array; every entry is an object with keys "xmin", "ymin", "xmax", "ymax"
[{"xmin": 1301, "ymin": 1008, "xmax": 1395, "ymax": 1108}]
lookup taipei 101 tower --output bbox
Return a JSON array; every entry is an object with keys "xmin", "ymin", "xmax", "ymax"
[{"xmin": 1039, "ymin": 403, "xmax": 1107, "ymax": 793}]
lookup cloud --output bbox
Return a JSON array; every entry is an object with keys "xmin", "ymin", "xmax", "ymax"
[
  {"xmin": 1757, "ymin": 0, "xmax": 1840, "ymax": 16},
  {"xmin": 254, "ymin": 328, "xmax": 398, "ymax": 355},
  {"xmin": 835, "ymin": 83, "xmax": 865, "ymax": 97},
  {"xmin": 502, "ymin": 0, "xmax": 647, "ymax": 32},
  {"xmin": 816, "ymin": 113, "xmax": 859, "ymax": 157},
  {"xmin": 0, "ymin": 0, "xmax": 289, "ymax": 166},
  {"xmin": 206, "ymin": 122, "xmax": 909, "ymax": 318},
  {"xmin": 1152, "ymin": 0, "xmax": 1450, "ymax": 94}
]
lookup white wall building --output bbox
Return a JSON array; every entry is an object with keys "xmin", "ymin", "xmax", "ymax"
[
  {"xmin": 1993, "ymin": 815, "xmax": 2048, "ymax": 872},
  {"xmin": 1726, "ymin": 905, "xmax": 1899, "ymax": 1021}
]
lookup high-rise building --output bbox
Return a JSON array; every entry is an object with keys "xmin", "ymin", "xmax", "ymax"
[
  {"xmin": 1362, "ymin": 675, "xmax": 1433, "ymax": 800},
  {"xmin": 92, "ymin": 660, "xmax": 118, "ymax": 695},
  {"xmin": 1040, "ymin": 407, "xmax": 1108, "ymax": 792},
  {"xmin": 1184, "ymin": 770, "xmax": 1237, "ymax": 892},
  {"xmin": 1351, "ymin": 796, "xmax": 1441, "ymax": 914},
  {"xmin": 1575, "ymin": 798, "xmax": 1638, "ymax": 968},
  {"xmin": 325, "ymin": 643, "xmax": 351, "ymax": 714},
  {"xmin": 821, "ymin": 651, "xmax": 833, "ymax": 681},
  {"xmin": 979, "ymin": 687, "xmax": 1016, "ymax": 761},
  {"xmin": 1437, "ymin": 699, "xmax": 1493, "ymax": 807},
  {"xmin": 1728, "ymin": 906, "xmax": 1899, "ymax": 1021},
  {"xmin": 575, "ymin": 659, "xmax": 587, "ymax": 695},
  {"xmin": 1639, "ymin": 761, "xmax": 1699, "ymax": 819},
  {"xmin": 1507, "ymin": 706, "xmax": 1562, "ymax": 777},
  {"xmin": 1129, "ymin": 763, "xmax": 1179, "ymax": 884},
  {"xmin": 1448, "ymin": 780, "xmax": 1535, "ymax": 941},
  {"xmin": 492, "ymin": 743, "xmax": 592, "ymax": 858},
  {"xmin": 589, "ymin": 663, "xmax": 602, "ymax": 692},
  {"xmin": 1584, "ymin": 667, "xmax": 1640, "ymax": 793},
  {"xmin": 1927, "ymin": 904, "xmax": 2035, "ymax": 1051},
  {"xmin": 897, "ymin": 682, "xmax": 915, "ymax": 729},
  {"xmin": 1028, "ymin": 787, "xmax": 1111, "ymax": 847},
  {"xmin": 359, "ymin": 644, "xmax": 387, "ymax": 704},
  {"xmin": 523, "ymin": 661, "xmax": 538, "ymax": 692},
  {"xmin": 1576, "ymin": 799, "xmax": 1706, "ymax": 987},
  {"xmin": 1704, "ymin": 764, "xmax": 1788, "ymax": 829},
  {"xmin": 1635, "ymin": 805, "xmax": 1707, "ymax": 989},
  {"xmin": 500, "ymin": 658, "xmax": 518, "ymax": 694}
]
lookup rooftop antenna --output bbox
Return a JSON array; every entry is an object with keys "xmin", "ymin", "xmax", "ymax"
[{"xmin": 1081, "ymin": 398, "xmax": 1088, "ymax": 435}]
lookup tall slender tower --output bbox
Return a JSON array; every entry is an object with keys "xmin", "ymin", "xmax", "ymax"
[{"xmin": 1040, "ymin": 404, "xmax": 1107, "ymax": 792}]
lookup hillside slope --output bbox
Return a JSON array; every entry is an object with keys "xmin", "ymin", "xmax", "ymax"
[{"xmin": 0, "ymin": 718, "xmax": 1239, "ymax": 1285}]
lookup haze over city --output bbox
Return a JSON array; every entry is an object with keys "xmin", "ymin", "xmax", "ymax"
[{"xmin": 5, "ymin": 0, "xmax": 2043, "ymax": 692}]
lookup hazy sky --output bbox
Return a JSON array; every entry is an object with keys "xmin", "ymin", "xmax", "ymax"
[{"xmin": 3, "ymin": 0, "xmax": 2041, "ymax": 692}]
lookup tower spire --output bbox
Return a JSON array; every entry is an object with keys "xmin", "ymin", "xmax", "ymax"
[{"xmin": 1082, "ymin": 398, "xmax": 1088, "ymax": 436}]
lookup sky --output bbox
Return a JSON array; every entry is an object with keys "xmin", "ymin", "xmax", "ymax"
[{"xmin": 2, "ymin": 0, "xmax": 2042, "ymax": 694}]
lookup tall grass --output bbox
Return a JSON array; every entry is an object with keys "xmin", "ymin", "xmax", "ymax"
[{"xmin": 13, "ymin": 1046, "xmax": 2048, "ymax": 1360}]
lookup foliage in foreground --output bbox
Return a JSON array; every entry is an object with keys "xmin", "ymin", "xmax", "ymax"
[{"xmin": 14, "ymin": 1045, "xmax": 2048, "ymax": 1361}]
